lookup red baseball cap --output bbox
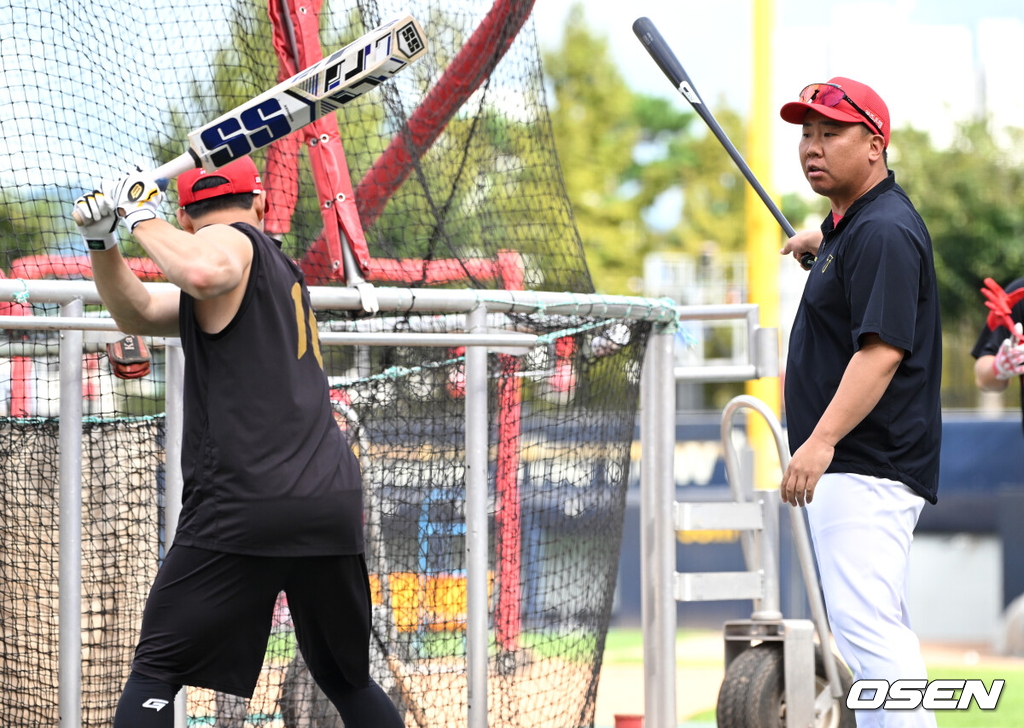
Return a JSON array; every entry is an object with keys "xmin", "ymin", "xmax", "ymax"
[
  {"xmin": 177, "ymin": 156, "xmax": 264, "ymax": 207},
  {"xmin": 780, "ymin": 77, "xmax": 890, "ymax": 148}
]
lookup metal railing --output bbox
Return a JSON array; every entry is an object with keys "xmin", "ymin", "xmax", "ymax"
[
  {"xmin": 640, "ymin": 303, "xmax": 779, "ymax": 727},
  {"xmin": 0, "ymin": 278, "xmax": 776, "ymax": 728}
]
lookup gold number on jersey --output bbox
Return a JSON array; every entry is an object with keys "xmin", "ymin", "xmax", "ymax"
[
  {"xmin": 308, "ymin": 307, "xmax": 324, "ymax": 369},
  {"xmin": 291, "ymin": 282, "xmax": 324, "ymax": 370}
]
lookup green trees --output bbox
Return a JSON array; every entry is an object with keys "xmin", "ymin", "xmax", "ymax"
[
  {"xmin": 895, "ymin": 121, "xmax": 1024, "ymax": 406},
  {"xmin": 543, "ymin": 4, "xmax": 757, "ymax": 294},
  {"xmin": 541, "ymin": 3, "xmax": 1024, "ymax": 406},
  {"xmin": 543, "ymin": 4, "xmax": 649, "ymax": 294},
  {"xmin": 0, "ymin": 192, "xmax": 61, "ymax": 272},
  {"xmin": 896, "ymin": 122, "xmax": 1024, "ymax": 325}
]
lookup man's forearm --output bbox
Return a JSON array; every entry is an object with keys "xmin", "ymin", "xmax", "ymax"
[
  {"xmin": 90, "ymin": 248, "xmax": 155, "ymax": 329},
  {"xmin": 89, "ymin": 248, "xmax": 179, "ymax": 336},
  {"xmin": 976, "ymin": 355, "xmax": 1010, "ymax": 392},
  {"xmin": 810, "ymin": 338, "xmax": 904, "ymax": 448}
]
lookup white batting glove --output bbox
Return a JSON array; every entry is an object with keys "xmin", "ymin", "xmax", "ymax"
[
  {"xmin": 993, "ymin": 324, "xmax": 1024, "ymax": 380},
  {"xmin": 111, "ymin": 167, "xmax": 165, "ymax": 233},
  {"xmin": 72, "ymin": 186, "xmax": 119, "ymax": 251}
]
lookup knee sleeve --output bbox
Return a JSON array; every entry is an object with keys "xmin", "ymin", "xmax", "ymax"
[{"xmin": 113, "ymin": 671, "xmax": 181, "ymax": 728}]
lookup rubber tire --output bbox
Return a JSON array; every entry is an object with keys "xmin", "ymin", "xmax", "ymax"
[{"xmin": 716, "ymin": 643, "xmax": 855, "ymax": 728}]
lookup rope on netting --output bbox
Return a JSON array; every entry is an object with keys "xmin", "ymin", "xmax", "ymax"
[
  {"xmin": 331, "ymin": 354, "xmax": 467, "ymax": 387},
  {"xmin": 466, "ymin": 289, "xmax": 678, "ymax": 322},
  {"xmin": 13, "ymin": 279, "xmax": 30, "ymax": 304},
  {"xmin": 326, "ymin": 292, "xmax": 692, "ymax": 388},
  {"xmin": 82, "ymin": 414, "xmax": 166, "ymax": 425}
]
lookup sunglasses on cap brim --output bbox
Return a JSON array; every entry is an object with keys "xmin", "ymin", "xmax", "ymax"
[{"xmin": 799, "ymin": 83, "xmax": 884, "ymax": 138}]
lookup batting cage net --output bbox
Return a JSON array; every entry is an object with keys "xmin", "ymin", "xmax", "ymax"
[{"xmin": 0, "ymin": 0, "xmax": 663, "ymax": 726}]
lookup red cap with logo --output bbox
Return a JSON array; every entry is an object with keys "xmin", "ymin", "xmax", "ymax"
[
  {"xmin": 177, "ymin": 156, "xmax": 264, "ymax": 207},
  {"xmin": 780, "ymin": 77, "xmax": 890, "ymax": 149}
]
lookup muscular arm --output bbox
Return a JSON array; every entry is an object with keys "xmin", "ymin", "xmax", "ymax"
[
  {"xmin": 129, "ymin": 218, "xmax": 253, "ymax": 301},
  {"xmin": 93, "ymin": 218, "xmax": 254, "ymax": 336},
  {"xmin": 89, "ymin": 246, "xmax": 181, "ymax": 337},
  {"xmin": 781, "ymin": 333, "xmax": 905, "ymax": 506}
]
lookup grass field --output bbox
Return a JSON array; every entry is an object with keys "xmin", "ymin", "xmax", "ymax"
[
  {"xmin": 598, "ymin": 629, "xmax": 1024, "ymax": 728},
  {"xmin": 927, "ymin": 666, "xmax": 1023, "ymax": 727}
]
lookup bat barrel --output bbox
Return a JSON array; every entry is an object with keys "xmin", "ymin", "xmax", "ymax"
[
  {"xmin": 632, "ymin": 17, "xmax": 689, "ymax": 91},
  {"xmin": 632, "ymin": 16, "xmax": 803, "ymax": 261}
]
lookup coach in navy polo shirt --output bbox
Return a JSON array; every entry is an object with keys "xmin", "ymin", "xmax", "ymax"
[{"xmin": 778, "ymin": 78, "xmax": 941, "ymax": 728}]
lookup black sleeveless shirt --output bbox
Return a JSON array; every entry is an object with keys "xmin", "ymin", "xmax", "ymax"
[{"xmin": 173, "ymin": 222, "xmax": 363, "ymax": 556}]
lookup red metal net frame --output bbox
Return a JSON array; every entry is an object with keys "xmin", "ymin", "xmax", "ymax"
[{"xmin": 1, "ymin": 0, "xmax": 541, "ymax": 657}]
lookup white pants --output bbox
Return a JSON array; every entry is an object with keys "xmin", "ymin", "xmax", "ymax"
[{"xmin": 806, "ymin": 472, "xmax": 937, "ymax": 728}]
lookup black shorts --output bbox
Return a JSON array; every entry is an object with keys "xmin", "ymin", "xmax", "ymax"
[{"xmin": 131, "ymin": 544, "xmax": 372, "ymax": 697}]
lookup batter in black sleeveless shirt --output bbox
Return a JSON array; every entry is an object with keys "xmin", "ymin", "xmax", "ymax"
[{"xmin": 174, "ymin": 222, "xmax": 363, "ymax": 556}]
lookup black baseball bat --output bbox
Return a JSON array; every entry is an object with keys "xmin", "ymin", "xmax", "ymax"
[{"xmin": 632, "ymin": 17, "xmax": 815, "ymax": 271}]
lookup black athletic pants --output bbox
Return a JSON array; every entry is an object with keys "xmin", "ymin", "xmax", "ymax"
[{"xmin": 112, "ymin": 545, "xmax": 402, "ymax": 727}]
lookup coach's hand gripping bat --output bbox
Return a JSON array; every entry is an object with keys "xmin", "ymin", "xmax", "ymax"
[
  {"xmin": 632, "ymin": 17, "xmax": 816, "ymax": 271},
  {"xmin": 74, "ymin": 13, "xmax": 427, "ymax": 224}
]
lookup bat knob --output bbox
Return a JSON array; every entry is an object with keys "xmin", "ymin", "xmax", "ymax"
[{"xmin": 800, "ymin": 253, "xmax": 815, "ymax": 271}]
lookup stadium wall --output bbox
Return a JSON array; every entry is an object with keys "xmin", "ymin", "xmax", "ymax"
[{"xmin": 610, "ymin": 413, "xmax": 1024, "ymax": 643}]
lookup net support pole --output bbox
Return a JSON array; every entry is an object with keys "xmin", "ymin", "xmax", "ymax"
[
  {"xmin": 464, "ymin": 304, "xmax": 490, "ymax": 728},
  {"xmin": 164, "ymin": 343, "xmax": 188, "ymax": 728},
  {"xmin": 640, "ymin": 326, "xmax": 677, "ymax": 726},
  {"xmin": 639, "ymin": 342, "xmax": 657, "ymax": 728},
  {"xmin": 58, "ymin": 298, "xmax": 83, "ymax": 728}
]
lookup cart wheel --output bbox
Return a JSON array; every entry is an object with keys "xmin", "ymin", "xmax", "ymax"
[{"xmin": 716, "ymin": 643, "xmax": 855, "ymax": 728}]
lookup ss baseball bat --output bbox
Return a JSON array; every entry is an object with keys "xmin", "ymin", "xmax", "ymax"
[
  {"xmin": 74, "ymin": 13, "xmax": 427, "ymax": 223},
  {"xmin": 632, "ymin": 17, "xmax": 815, "ymax": 271}
]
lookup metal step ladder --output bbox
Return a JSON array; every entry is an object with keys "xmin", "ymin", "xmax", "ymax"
[
  {"xmin": 673, "ymin": 395, "xmax": 846, "ymax": 728},
  {"xmin": 639, "ymin": 313, "xmax": 850, "ymax": 727}
]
